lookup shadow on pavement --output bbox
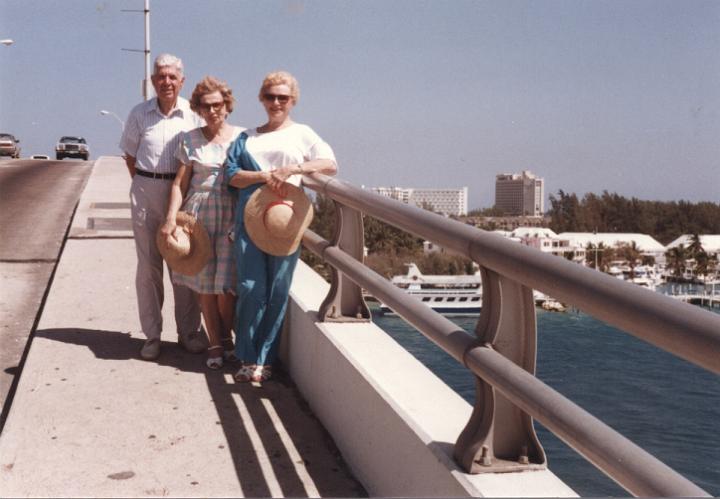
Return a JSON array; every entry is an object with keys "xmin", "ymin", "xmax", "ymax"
[{"xmin": 35, "ymin": 327, "xmax": 366, "ymax": 497}]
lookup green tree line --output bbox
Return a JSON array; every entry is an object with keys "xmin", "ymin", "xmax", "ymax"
[
  {"xmin": 547, "ymin": 190, "xmax": 720, "ymax": 245},
  {"xmin": 301, "ymin": 194, "xmax": 474, "ymax": 279}
]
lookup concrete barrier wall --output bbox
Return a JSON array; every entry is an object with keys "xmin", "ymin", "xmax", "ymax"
[{"xmin": 281, "ymin": 261, "xmax": 578, "ymax": 497}]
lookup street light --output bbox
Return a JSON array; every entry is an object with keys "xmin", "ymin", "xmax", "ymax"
[
  {"xmin": 100, "ymin": 110, "xmax": 125, "ymax": 131},
  {"xmin": 1, "ymin": 39, "xmax": 13, "ymax": 46}
]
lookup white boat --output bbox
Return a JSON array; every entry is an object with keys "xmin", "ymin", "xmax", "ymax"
[
  {"xmin": 607, "ymin": 264, "xmax": 664, "ymax": 291},
  {"xmin": 624, "ymin": 265, "xmax": 664, "ymax": 291},
  {"xmin": 379, "ymin": 263, "xmax": 482, "ymax": 315},
  {"xmin": 541, "ymin": 299, "xmax": 567, "ymax": 312}
]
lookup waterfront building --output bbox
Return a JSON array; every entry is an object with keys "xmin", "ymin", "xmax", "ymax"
[
  {"xmin": 498, "ymin": 227, "xmax": 586, "ymax": 264},
  {"xmin": 495, "ymin": 170, "xmax": 544, "ymax": 216},
  {"xmin": 369, "ymin": 186, "xmax": 468, "ymax": 216},
  {"xmin": 558, "ymin": 232, "xmax": 666, "ymax": 263},
  {"xmin": 665, "ymin": 234, "xmax": 720, "ymax": 256}
]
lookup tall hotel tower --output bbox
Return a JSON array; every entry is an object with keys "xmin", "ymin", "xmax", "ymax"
[{"xmin": 495, "ymin": 170, "xmax": 544, "ymax": 216}]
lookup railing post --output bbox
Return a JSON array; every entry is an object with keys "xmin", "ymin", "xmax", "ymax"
[
  {"xmin": 317, "ymin": 201, "xmax": 371, "ymax": 322},
  {"xmin": 454, "ymin": 268, "xmax": 546, "ymax": 473}
]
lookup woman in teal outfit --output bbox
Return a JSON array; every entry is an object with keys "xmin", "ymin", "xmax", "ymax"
[{"xmin": 224, "ymin": 71, "xmax": 337, "ymax": 383}]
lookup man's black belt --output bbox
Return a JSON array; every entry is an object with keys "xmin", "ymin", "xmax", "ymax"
[{"xmin": 135, "ymin": 170, "xmax": 176, "ymax": 180}]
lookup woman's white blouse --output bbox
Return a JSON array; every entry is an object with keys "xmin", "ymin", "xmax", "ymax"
[{"xmin": 244, "ymin": 123, "xmax": 336, "ymax": 187}]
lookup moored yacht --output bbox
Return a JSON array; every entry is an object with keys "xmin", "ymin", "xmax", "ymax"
[{"xmin": 379, "ymin": 263, "xmax": 482, "ymax": 315}]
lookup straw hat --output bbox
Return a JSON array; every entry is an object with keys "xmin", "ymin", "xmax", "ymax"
[
  {"xmin": 244, "ymin": 184, "xmax": 314, "ymax": 256},
  {"xmin": 156, "ymin": 211, "xmax": 211, "ymax": 275}
]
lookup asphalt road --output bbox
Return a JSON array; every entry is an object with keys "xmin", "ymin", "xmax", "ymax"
[{"xmin": 0, "ymin": 158, "xmax": 93, "ymax": 427}]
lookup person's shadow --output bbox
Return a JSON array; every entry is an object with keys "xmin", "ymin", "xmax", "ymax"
[{"xmin": 34, "ymin": 327, "xmax": 366, "ymax": 497}]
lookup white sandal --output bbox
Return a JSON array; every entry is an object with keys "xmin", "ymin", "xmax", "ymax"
[
  {"xmin": 221, "ymin": 338, "xmax": 239, "ymax": 363},
  {"xmin": 250, "ymin": 365, "xmax": 272, "ymax": 382},
  {"xmin": 206, "ymin": 346, "xmax": 224, "ymax": 370},
  {"xmin": 234, "ymin": 364, "xmax": 257, "ymax": 383}
]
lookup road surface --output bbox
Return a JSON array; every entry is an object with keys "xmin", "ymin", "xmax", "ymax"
[{"xmin": 0, "ymin": 158, "xmax": 92, "ymax": 428}]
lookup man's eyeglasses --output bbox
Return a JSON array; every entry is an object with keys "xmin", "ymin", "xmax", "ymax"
[
  {"xmin": 263, "ymin": 93, "xmax": 291, "ymax": 104},
  {"xmin": 198, "ymin": 102, "xmax": 225, "ymax": 112}
]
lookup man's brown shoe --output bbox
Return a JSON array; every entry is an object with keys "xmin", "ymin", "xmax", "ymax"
[
  {"xmin": 178, "ymin": 330, "xmax": 207, "ymax": 354},
  {"xmin": 140, "ymin": 338, "xmax": 161, "ymax": 360}
]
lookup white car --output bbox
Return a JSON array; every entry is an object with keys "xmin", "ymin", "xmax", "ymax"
[
  {"xmin": 0, "ymin": 133, "xmax": 21, "ymax": 158},
  {"xmin": 56, "ymin": 136, "xmax": 89, "ymax": 160}
]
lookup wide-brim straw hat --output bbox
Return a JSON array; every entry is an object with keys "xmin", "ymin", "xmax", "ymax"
[
  {"xmin": 156, "ymin": 211, "xmax": 211, "ymax": 275},
  {"xmin": 244, "ymin": 184, "xmax": 314, "ymax": 256}
]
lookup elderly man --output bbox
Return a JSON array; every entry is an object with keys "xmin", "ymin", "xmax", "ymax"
[{"xmin": 120, "ymin": 53, "xmax": 206, "ymax": 360}]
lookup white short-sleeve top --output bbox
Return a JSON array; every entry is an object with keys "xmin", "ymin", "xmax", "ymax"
[
  {"xmin": 119, "ymin": 97, "xmax": 203, "ymax": 174},
  {"xmin": 244, "ymin": 123, "xmax": 336, "ymax": 187}
]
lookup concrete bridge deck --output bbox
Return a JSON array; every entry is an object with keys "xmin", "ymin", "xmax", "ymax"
[
  {"xmin": 0, "ymin": 157, "xmax": 364, "ymax": 497},
  {"xmin": 1, "ymin": 157, "xmax": 578, "ymax": 498}
]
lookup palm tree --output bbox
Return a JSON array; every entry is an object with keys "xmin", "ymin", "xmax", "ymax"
[
  {"xmin": 618, "ymin": 241, "xmax": 641, "ymax": 279},
  {"xmin": 707, "ymin": 254, "xmax": 720, "ymax": 283},
  {"xmin": 687, "ymin": 233, "xmax": 707, "ymax": 282},
  {"xmin": 695, "ymin": 251, "xmax": 710, "ymax": 282},
  {"xmin": 665, "ymin": 244, "xmax": 687, "ymax": 279},
  {"xmin": 688, "ymin": 233, "xmax": 704, "ymax": 258},
  {"xmin": 585, "ymin": 242, "xmax": 598, "ymax": 269}
]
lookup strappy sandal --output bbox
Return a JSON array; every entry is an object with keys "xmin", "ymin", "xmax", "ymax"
[
  {"xmin": 221, "ymin": 338, "xmax": 239, "ymax": 363},
  {"xmin": 233, "ymin": 364, "xmax": 257, "ymax": 383},
  {"xmin": 206, "ymin": 346, "xmax": 224, "ymax": 370},
  {"xmin": 251, "ymin": 365, "xmax": 272, "ymax": 383}
]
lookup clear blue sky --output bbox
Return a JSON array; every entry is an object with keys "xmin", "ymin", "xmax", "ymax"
[{"xmin": 1, "ymin": 0, "xmax": 718, "ymax": 209}]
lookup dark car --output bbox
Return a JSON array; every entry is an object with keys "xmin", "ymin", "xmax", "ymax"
[
  {"xmin": 0, "ymin": 133, "xmax": 21, "ymax": 158},
  {"xmin": 56, "ymin": 136, "xmax": 89, "ymax": 161}
]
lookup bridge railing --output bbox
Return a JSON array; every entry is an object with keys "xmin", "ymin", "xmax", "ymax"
[{"xmin": 299, "ymin": 173, "xmax": 720, "ymax": 497}]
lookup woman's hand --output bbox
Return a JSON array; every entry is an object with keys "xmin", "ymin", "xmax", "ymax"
[
  {"xmin": 159, "ymin": 219, "xmax": 177, "ymax": 242},
  {"xmin": 266, "ymin": 165, "xmax": 299, "ymax": 196}
]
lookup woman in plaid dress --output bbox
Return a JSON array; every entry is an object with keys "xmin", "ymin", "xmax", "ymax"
[{"xmin": 160, "ymin": 76, "xmax": 244, "ymax": 369}]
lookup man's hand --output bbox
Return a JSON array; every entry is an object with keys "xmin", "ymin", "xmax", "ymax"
[{"xmin": 124, "ymin": 155, "xmax": 138, "ymax": 178}]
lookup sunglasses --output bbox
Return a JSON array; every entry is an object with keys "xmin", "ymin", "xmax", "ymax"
[
  {"xmin": 263, "ymin": 93, "xmax": 292, "ymax": 104},
  {"xmin": 198, "ymin": 102, "xmax": 225, "ymax": 112}
]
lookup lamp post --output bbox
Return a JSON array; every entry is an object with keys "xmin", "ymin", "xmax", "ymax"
[
  {"xmin": 1, "ymin": 39, "xmax": 13, "ymax": 46},
  {"xmin": 121, "ymin": 0, "xmax": 151, "ymax": 100},
  {"xmin": 100, "ymin": 110, "xmax": 125, "ymax": 131}
]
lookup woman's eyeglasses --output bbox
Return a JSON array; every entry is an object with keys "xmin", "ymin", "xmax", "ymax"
[
  {"xmin": 198, "ymin": 102, "xmax": 225, "ymax": 112},
  {"xmin": 263, "ymin": 93, "xmax": 291, "ymax": 104}
]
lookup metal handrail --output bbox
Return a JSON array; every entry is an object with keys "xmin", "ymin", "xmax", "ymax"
[
  {"xmin": 300, "ymin": 173, "xmax": 719, "ymax": 497},
  {"xmin": 304, "ymin": 174, "xmax": 720, "ymax": 374},
  {"xmin": 303, "ymin": 230, "xmax": 709, "ymax": 497}
]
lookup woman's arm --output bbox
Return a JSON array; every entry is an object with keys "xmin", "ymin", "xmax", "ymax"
[
  {"xmin": 227, "ymin": 169, "xmax": 271, "ymax": 190},
  {"xmin": 159, "ymin": 163, "xmax": 192, "ymax": 238},
  {"xmin": 295, "ymin": 158, "xmax": 337, "ymax": 176},
  {"xmin": 225, "ymin": 133, "xmax": 273, "ymax": 191},
  {"xmin": 268, "ymin": 158, "xmax": 337, "ymax": 184}
]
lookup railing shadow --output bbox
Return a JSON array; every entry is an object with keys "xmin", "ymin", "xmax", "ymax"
[{"xmin": 34, "ymin": 327, "xmax": 366, "ymax": 497}]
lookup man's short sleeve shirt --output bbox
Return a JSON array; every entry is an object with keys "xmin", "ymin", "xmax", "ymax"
[{"xmin": 119, "ymin": 97, "xmax": 202, "ymax": 174}]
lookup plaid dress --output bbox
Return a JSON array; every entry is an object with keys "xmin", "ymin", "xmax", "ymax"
[{"xmin": 172, "ymin": 126, "xmax": 243, "ymax": 294}]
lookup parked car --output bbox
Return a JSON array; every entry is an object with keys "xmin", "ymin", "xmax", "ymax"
[
  {"xmin": 55, "ymin": 136, "xmax": 89, "ymax": 160},
  {"xmin": 0, "ymin": 133, "xmax": 21, "ymax": 158}
]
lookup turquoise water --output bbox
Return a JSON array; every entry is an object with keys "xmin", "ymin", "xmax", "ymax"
[{"xmin": 373, "ymin": 304, "xmax": 720, "ymax": 496}]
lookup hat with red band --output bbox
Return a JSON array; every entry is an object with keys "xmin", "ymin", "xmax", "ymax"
[{"xmin": 244, "ymin": 184, "xmax": 314, "ymax": 256}]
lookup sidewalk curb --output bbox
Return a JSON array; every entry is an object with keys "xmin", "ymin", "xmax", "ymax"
[{"xmin": 69, "ymin": 156, "xmax": 133, "ymax": 239}]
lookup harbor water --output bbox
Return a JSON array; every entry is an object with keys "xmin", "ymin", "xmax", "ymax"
[{"xmin": 373, "ymin": 302, "xmax": 720, "ymax": 496}]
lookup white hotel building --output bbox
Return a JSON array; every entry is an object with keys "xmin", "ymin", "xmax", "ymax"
[{"xmin": 368, "ymin": 186, "xmax": 468, "ymax": 216}]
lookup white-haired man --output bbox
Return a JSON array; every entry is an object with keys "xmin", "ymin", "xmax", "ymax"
[{"xmin": 120, "ymin": 53, "xmax": 205, "ymax": 360}]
